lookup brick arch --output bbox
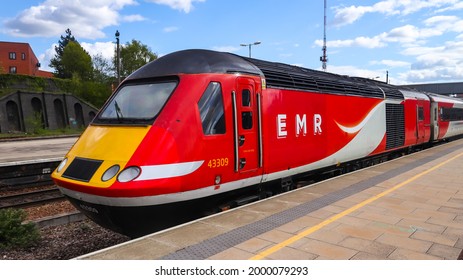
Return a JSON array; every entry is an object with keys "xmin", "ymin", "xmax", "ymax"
[{"xmin": 6, "ymin": 100, "xmax": 21, "ymax": 131}]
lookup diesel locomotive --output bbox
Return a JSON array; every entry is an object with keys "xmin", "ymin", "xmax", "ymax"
[{"xmin": 52, "ymin": 49, "xmax": 463, "ymax": 237}]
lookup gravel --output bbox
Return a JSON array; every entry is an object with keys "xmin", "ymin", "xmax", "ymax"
[
  {"xmin": 24, "ymin": 200, "xmax": 77, "ymax": 220},
  {"xmin": 1, "ymin": 200, "xmax": 130, "ymax": 260},
  {"xmin": 1, "ymin": 219, "xmax": 130, "ymax": 260}
]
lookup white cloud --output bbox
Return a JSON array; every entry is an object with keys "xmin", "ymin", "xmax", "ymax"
[
  {"xmin": 326, "ymin": 65, "xmax": 387, "ymax": 81},
  {"xmin": 332, "ymin": 0, "xmax": 459, "ymax": 27},
  {"xmin": 2, "ymin": 0, "xmax": 204, "ymax": 40},
  {"xmin": 384, "ymin": 25, "xmax": 422, "ymax": 43},
  {"xmin": 146, "ymin": 0, "xmax": 205, "ymax": 13},
  {"xmin": 279, "ymin": 53, "xmax": 293, "ymax": 58},
  {"xmin": 424, "ymin": 15, "xmax": 463, "ymax": 33},
  {"xmin": 435, "ymin": 1, "xmax": 463, "ymax": 12},
  {"xmin": 163, "ymin": 26, "xmax": 179, "ymax": 33},
  {"xmin": 122, "ymin": 14, "xmax": 147, "ymax": 22},
  {"xmin": 37, "ymin": 44, "xmax": 58, "ymax": 72},
  {"xmin": 371, "ymin": 60, "xmax": 411, "ymax": 68},
  {"xmin": 397, "ymin": 40, "xmax": 463, "ymax": 83},
  {"xmin": 38, "ymin": 41, "xmax": 117, "ymax": 72},
  {"xmin": 316, "ymin": 0, "xmax": 463, "ymax": 83},
  {"xmin": 212, "ymin": 46, "xmax": 240, "ymax": 53},
  {"xmin": 318, "ymin": 13, "xmax": 463, "ymax": 50},
  {"xmin": 3, "ymin": 0, "xmax": 137, "ymax": 39},
  {"xmin": 315, "ymin": 36, "xmax": 385, "ymax": 49},
  {"xmin": 332, "ymin": 5, "xmax": 373, "ymax": 26},
  {"xmin": 398, "ymin": 66, "xmax": 463, "ymax": 83},
  {"xmin": 81, "ymin": 41, "xmax": 116, "ymax": 61},
  {"xmin": 401, "ymin": 45, "xmax": 443, "ymax": 58}
]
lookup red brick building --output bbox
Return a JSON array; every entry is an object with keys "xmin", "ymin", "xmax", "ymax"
[{"xmin": 0, "ymin": 41, "xmax": 53, "ymax": 78}]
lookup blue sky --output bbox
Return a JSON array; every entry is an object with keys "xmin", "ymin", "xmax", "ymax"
[{"xmin": 1, "ymin": 0, "xmax": 463, "ymax": 85}]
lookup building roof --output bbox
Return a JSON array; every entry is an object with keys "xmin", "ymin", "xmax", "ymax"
[{"xmin": 402, "ymin": 82, "xmax": 463, "ymax": 97}]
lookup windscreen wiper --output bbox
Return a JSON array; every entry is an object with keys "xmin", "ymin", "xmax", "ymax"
[{"xmin": 115, "ymin": 101, "xmax": 123, "ymax": 121}]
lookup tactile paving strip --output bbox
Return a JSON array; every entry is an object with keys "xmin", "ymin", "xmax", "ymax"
[{"xmin": 161, "ymin": 143, "xmax": 463, "ymax": 260}]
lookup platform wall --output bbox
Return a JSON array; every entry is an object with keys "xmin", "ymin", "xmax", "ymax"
[{"xmin": 0, "ymin": 91, "xmax": 97, "ymax": 133}]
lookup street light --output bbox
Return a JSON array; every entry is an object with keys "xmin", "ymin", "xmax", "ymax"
[
  {"xmin": 240, "ymin": 41, "xmax": 261, "ymax": 58},
  {"xmin": 115, "ymin": 30, "xmax": 120, "ymax": 84}
]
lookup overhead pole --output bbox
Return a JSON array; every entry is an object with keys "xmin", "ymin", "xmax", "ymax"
[{"xmin": 320, "ymin": 0, "xmax": 328, "ymax": 71}]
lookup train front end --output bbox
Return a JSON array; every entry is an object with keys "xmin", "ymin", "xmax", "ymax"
[
  {"xmin": 51, "ymin": 49, "xmax": 264, "ymax": 237},
  {"xmin": 51, "ymin": 78, "xmax": 192, "ymax": 236}
]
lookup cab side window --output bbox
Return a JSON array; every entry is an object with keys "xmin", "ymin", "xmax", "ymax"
[
  {"xmin": 418, "ymin": 107, "xmax": 424, "ymax": 121},
  {"xmin": 198, "ymin": 82, "xmax": 226, "ymax": 135}
]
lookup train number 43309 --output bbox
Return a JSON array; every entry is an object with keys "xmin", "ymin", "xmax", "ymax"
[{"xmin": 208, "ymin": 158, "xmax": 229, "ymax": 168}]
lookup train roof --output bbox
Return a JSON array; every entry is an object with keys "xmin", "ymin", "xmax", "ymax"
[
  {"xmin": 127, "ymin": 49, "xmax": 403, "ymax": 100},
  {"xmin": 127, "ymin": 49, "xmax": 263, "ymax": 79}
]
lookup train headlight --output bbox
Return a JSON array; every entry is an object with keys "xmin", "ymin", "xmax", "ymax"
[
  {"xmin": 102, "ymin": 165, "xmax": 120, "ymax": 182},
  {"xmin": 56, "ymin": 158, "xmax": 68, "ymax": 173},
  {"xmin": 117, "ymin": 166, "xmax": 141, "ymax": 182}
]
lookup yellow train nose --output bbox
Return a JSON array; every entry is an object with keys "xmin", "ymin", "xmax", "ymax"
[{"xmin": 52, "ymin": 124, "xmax": 150, "ymax": 188}]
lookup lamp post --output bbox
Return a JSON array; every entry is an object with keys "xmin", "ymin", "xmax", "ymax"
[
  {"xmin": 240, "ymin": 41, "xmax": 261, "ymax": 58},
  {"xmin": 115, "ymin": 30, "xmax": 121, "ymax": 84}
]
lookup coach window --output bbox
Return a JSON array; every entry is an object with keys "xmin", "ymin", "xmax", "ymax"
[{"xmin": 198, "ymin": 82, "xmax": 226, "ymax": 135}]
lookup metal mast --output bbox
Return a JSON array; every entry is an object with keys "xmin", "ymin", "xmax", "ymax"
[{"xmin": 320, "ymin": 0, "xmax": 328, "ymax": 71}]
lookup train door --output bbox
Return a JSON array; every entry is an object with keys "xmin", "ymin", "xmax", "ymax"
[
  {"xmin": 232, "ymin": 77, "xmax": 260, "ymax": 173},
  {"xmin": 416, "ymin": 103, "xmax": 426, "ymax": 144},
  {"xmin": 430, "ymin": 101, "xmax": 439, "ymax": 141}
]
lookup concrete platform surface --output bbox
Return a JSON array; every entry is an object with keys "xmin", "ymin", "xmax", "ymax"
[
  {"xmin": 79, "ymin": 139, "xmax": 463, "ymax": 260},
  {"xmin": 0, "ymin": 137, "xmax": 77, "ymax": 164}
]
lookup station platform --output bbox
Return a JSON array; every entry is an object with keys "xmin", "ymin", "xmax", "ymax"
[
  {"xmin": 0, "ymin": 136, "xmax": 77, "ymax": 165},
  {"xmin": 78, "ymin": 139, "xmax": 463, "ymax": 260}
]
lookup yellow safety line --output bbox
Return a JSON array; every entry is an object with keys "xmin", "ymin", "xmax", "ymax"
[{"xmin": 249, "ymin": 151, "xmax": 463, "ymax": 260}]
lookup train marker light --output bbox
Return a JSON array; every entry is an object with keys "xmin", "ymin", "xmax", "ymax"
[
  {"xmin": 102, "ymin": 165, "xmax": 120, "ymax": 182},
  {"xmin": 117, "ymin": 166, "xmax": 141, "ymax": 182},
  {"xmin": 56, "ymin": 158, "xmax": 68, "ymax": 173}
]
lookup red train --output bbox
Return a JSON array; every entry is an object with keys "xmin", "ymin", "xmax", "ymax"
[{"xmin": 52, "ymin": 49, "xmax": 463, "ymax": 237}]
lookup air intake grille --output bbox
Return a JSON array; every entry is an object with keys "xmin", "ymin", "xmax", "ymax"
[
  {"xmin": 62, "ymin": 157, "xmax": 103, "ymax": 182},
  {"xmin": 243, "ymin": 57, "xmax": 404, "ymax": 100},
  {"xmin": 386, "ymin": 103, "xmax": 405, "ymax": 150}
]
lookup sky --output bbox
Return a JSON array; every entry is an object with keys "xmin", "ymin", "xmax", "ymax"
[{"xmin": 1, "ymin": 0, "xmax": 463, "ymax": 85}]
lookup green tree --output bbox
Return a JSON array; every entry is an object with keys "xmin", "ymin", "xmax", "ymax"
[
  {"xmin": 49, "ymin": 28, "xmax": 77, "ymax": 78},
  {"xmin": 115, "ymin": 39, "xmax": 157, "ymax": 78},
  {"xmin": 61, "ymin": 41, "xmax": 93, "ymax": 80},
  {"xmin": 92, "ymin": 53, "xmax": 112, "ymax": 84},
  {"xmin": 0, "ymin": 208, "xmax": 40, "ymax": 249}
]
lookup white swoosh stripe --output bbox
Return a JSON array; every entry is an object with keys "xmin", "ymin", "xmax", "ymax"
[
  {"xmin": 135, "ymin": 160, "xmax": 204, "ymax": 181},
  {"xmin": 266, "ymin": 101, "xmax": 386, "ymax": 182},
  {"xmin": 336, "ymin": 102, "xmax": 384, "ymax": 134}
]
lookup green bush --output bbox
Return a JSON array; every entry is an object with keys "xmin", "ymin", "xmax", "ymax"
[
  {"xmin": 24, "ymin": 112, "xmax": 45, "ymax": 134},
  {"xmin": 0, "ymin": 208, "xmax": 40, "ymax": 249}
]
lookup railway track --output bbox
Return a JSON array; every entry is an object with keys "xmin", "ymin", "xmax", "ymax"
[
  {"xmin": 0, "ymin": 159, "xmax": 61, "ymax": 188},
  {"xmin": 0, "ymin": 187, "xmax": 64, "ymax": 209}
]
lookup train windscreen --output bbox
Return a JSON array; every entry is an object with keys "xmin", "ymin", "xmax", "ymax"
[{"xmin": 95, "ymin": 81, "xmax": 177, "ymax": 125}]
